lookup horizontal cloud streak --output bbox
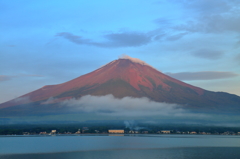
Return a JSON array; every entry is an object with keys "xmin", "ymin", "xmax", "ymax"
[
  {"xmin": 166, "ymin": 32, "xmax": 188, "ymax": 41},
  {"xmin": 0, "ymin": 74, "xmax": 43, "ymax": 82},
  {"xmin": 0, "ymin": 75, "xmax": 12, "ymax": 81},
  {"xmin": 55, "ymin": 94, "xmax": 199, "ymax": 117},
  {"xmin": 166, "ymin": 71, "xmax": 239, "ymax": 81},
  {"xmin": 192, "ymin": 49, "xmax": 224, "ymax": 60},
  {"xmin": 56, "ymin": 31, "xmax": 153, "ymax": 48},
  {"xmin": 56, "ymin": 32, "xmax": 92, "ymax": 45},
  {"xmin": 104, "ymin": 32, "xmax": 152, "ymax": 47}
]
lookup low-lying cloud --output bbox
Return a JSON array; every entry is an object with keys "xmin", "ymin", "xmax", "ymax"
[
  {"xmin": 166, "ymin": 71, "xmax": 238, "ymax": 81},
  {"xmin": 51, "ymin": 94, "xmax": 202, "ymax": 117},
  {"xmin": 10, "ymin": 96, "xmax": 31, "ymax": 105}
]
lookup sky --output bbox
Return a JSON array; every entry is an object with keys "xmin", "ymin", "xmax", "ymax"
[{"xmin": 0, "ymin": 0, "xmax": 240, "ymax": 104}]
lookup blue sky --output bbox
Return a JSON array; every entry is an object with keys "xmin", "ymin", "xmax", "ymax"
[{"xmin": 1, "ymin": 0, "xmax": 240, "ymax": 103}]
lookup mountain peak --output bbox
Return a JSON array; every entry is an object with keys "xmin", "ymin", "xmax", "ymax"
[
  {"xmin": 118, "ymin": 54, "xmax": 158, "ymax": 71},
  {"xmin": 119, "ymin": 54, "xmax": 149, "ymax": 66},
  {"xmin": 1, "ymin": 55, "xmax": 240, "ymax": 114}
]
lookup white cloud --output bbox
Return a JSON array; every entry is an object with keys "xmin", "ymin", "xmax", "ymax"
[
  {"xmin": 59, "ymin": 94, "xmax": 203, "ymax": 117},
  {"xmin": 118, "ymin": 54, "xmax": 159, "ymax": 71},
  {"xmin": 118, "ymin": 54, "xmax": 149, "ymax": 65},
  {"xmin": 12, "ymin": 96, "xmax": 31, "ymax": 104}
]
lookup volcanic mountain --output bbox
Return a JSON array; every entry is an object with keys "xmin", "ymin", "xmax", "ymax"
[{"xmin": 1, "ymin": 57, "xmax": 240, "ymax": 113}]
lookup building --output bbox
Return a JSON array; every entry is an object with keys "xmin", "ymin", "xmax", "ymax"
[
  {"xmin": 161, "ymin": 130, "xmax": 171, "ymax": 134},
  {"xmin": 51, "ymin": 130, "xmax": 56, "ymax": 133},
  {"xmin": 39, "ymin": 131, "xmax": 47, "ymax": 135},
  {"xmin": 49, "ymin": 130, "xmax": 56, "ymax": 135},
  {"xmin": 129, "ymin": 130, "xmax": 134, "ymax": 134},
  {"xmin": 108, "ymin": 129, "xmax": 124, "ymax": 134},
  {"xmin": 75, "ymin": 129, "xmax": 81, "ymax": 134}
]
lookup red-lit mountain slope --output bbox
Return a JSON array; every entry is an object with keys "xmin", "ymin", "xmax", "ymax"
[{"xmin": 1, "ymin": 58, "xmax": 240, "ymax": 112}]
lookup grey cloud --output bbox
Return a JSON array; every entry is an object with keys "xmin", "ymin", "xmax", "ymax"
[
  {"xmin": 0, "ymin": 74, "xmax": 43, "ymax": 82},
  {"xmin": 8, "ymin": 45, "xmax": 16, "ymax": 47},
  {"xmin": 183, "ymin": 0, "xmax": 232, "ymax": 15},
  {"xmin": 18, "ymin": 74, "xmax": 43, "ymax": 77},
  {"xmin": 192, "ymin": 49, "xmax": 224, "ymax": 60},
  {"xmin": 154, "ymin": 18, "xmax": 171, "ymax": 26},
  {"xmin": 0, "ymin": 75, "xmax": 12, "ymax": 81},
  {"xmin": 166, "ymin": 71, "xmax": 238, "ymax": 81},
  {"xmin": 175, "ymin": 15, "xmax": 240, "ymax": 34},
  {"xmin": 235, "ymin": 54, "xmax": 240, "ymax": 64},
  {"xmin": 56, "ymin": 32, "xmax": 92, "ymax": 45},
  {"xmin": 173, "ymin": 0, "xmax": 240, "ymax": 34},
  {"xmin": 236, "ymin": 35, "xmax": 240, "ymax": 47},
  {"xmin": 55, "ymin": 94, "xmax": 200, "ymax": 117},
  {"xmin": 56, "ymin": 1, "xmax": 240, "ymax": 48},
  {"xmin": 153, "ymin": 34, "xmax": 165, "ymax": 41},
  {"xmin": 172, "ymin": 0, "xmax": 240, "ymax": 15},
  {"xmin": 166, "ymin": 32, "xmax": 188, "ymax": 41},
  {"xmin": 57, "ymin": 31, "xmax": 153, "ymax": 48},
  {"xmin": 104, "ymin": 32, "xmax": 152, "ymax": 47}
]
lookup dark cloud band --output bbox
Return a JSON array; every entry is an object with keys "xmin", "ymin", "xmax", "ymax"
[
  {"xmin": 166, "ymin": 71, "xmax": 238, "ymax": 81},
  {"xmin": 56, "ymin": 31, "xmax": 153, "ymax": 48},
  {"xmin": 0, "ymin": 74, "xmax": 43, "ymax": 82},
  {"xmin": 192, "ymin": 49, "xmax": 224, "ymax": 60}
]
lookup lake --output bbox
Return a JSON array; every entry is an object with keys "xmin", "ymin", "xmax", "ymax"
[{"xmin": 0, "ymin": 134, "xmax": 240, "ymax": 159}]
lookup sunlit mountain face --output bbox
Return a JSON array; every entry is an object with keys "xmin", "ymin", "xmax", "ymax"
[{"xmin": 0, "ymin": 56, "xmax": 240, "ymax": 117}]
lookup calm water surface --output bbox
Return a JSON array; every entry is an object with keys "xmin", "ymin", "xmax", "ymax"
[{"xmin": 0, "ymin": 134, "xmax": 240, "ymax": 159}]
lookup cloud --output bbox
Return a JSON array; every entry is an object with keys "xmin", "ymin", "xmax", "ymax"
[
  {"xmin": 166, "ymin": 32, "xmax": 188, "ymax": 41},
  {"xmin": 104, "ymin": 32, "xmax": 152, "ymax": 47},
  {"xmin": 56, "ymin": 31, "xmax": 153, "ymax": 48},
  {"xmin": 236, "ymin": 54, "xmax": 240, "ymax": 64},
  {"xmin": 173, "ymin": 0, "xmax": 240, "ymax": 34},
  {"xmin": 57, "ymin": 94, "xmax": 201, "ymax": 117},
  {"xmin": 174, "ymin": 15, "xmax": 240, "ymax": 34},
  {"xmin": 118, "ymin": 54, "xmax": 160, "ymax": 72},
  {"xmin": 166, "ymin": 71, "xmax": 239, "ymax": 81},
  {"xmin": 12, "ymin": 96, "xmax": 31, "ymax": 104},
  {"xmin": 119, "ymin": 54, "xmax": 149, "ymax": 65},
  {"xmin": 0, "ymin": 75, "xmax": 12, "ymax": 81},
  {"xmin": 56, "ymin": 32, "xmax": 92, "ymax": 45},
  {"xmin": 8, "ymin": 45, "xmax": 16, "ymax": 47},
  {"xmin": 181, "ymin": 0, "xmax": 232, "ymax": 15},
  {"xmin": 154, "ymin": 18, "xmax": 172, "ymax": 26},
  {"xmin": 192, "ymin": 49, "xmax": 224, "ymax": 60},
  {"xmin": 0, "ymin": 74, "xmax": 43, "ymax": 82}
]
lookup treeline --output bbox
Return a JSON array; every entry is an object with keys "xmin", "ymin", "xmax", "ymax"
[
  {"xmin": 0, "ymin": 123, "xmax": 124, "ymax": 135},
  {"xmin": 0, "ymin": 123, "xmax": 240, "ymax": 135}
]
